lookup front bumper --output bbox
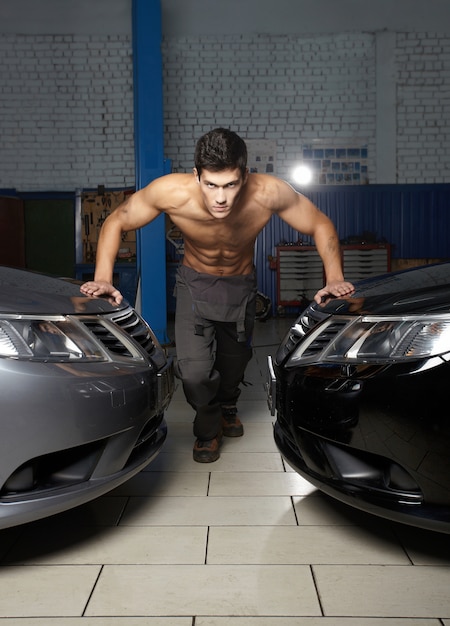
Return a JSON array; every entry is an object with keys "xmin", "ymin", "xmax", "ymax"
[
  {"xmin": 0, "ymin": 356, "xmax": 174, "ymax": 529},
  {"xmin": 269, "ymin": 355, "xmax": 450, "ymax": 533}
]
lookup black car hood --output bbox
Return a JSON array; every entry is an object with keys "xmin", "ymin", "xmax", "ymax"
[
  {"xmin": 317, "ymin": 262, "xmax": 450, "ymax": 317},
  {"xmin": 0, "ymin": 267, "xmax": 127, "ymax": 315}
]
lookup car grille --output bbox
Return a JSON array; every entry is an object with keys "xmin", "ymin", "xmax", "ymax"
[
  {"xmin": 302, "ymin": 319, "xmax": 349, "ymax": 357},
  {"xmin": 82, "ymin": 307, "xmax": 156, "ymax": 358}
]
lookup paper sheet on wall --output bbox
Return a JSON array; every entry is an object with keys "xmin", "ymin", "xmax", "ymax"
[{"xmin": 246, "ymin": 139, "xmax": 277, "ymax": 174}]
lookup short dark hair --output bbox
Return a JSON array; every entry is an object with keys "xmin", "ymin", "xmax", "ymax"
[{"xmin": 194, "ymin": 128, "xmax": 248, "ymax": 178}]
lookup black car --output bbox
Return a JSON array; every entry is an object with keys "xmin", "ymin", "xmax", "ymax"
[
  {"xmin": 268, "ymin": 262, "xmax": 450, "ymax": 533},
  {"xmin": 0, "ymin": 266, "xmax": 173, "ymax": 528}
]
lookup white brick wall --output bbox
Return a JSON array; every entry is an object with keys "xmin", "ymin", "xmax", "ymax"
[
  {"xmin": 0, "ymin": 34, "xmax": 135, "ymax": 191},
  {"xmin": 396, "ymin": 32, "xmax": 450, "ymax": 183},
  {"xmin": 162, "ymin": 31, "xmax": 450, "ymax": 185},
  {"xmin": 1, "ymin": 29, "xmax": 449, "ymax": 191},
  {"xmin": 162, "ymin": 33, "xmax": 377, "ymax": 182}
]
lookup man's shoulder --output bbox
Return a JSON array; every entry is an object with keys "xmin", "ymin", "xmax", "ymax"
[
  {"xmin": 246, "ymin": 173, "xmax": 293, "ymax": 208},
  {"xmin": 148, "ymin": 172, "xmax": 193, "ymax": 190},
  {"xmin": 248, "ymin": 172, "xmax": 290, "ymax": 191},
  {"xmin": 143, "ymin": 173, "xmax": 196, "ymax": 209}
]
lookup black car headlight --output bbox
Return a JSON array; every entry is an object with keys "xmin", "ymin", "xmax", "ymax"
[
  {"xmin": 0, "ymin": 316, "xmax": 107, "ymax": 362},
  {"xmin": 286, "ymin": 314, "xmax": 450, "ymax": 366}
]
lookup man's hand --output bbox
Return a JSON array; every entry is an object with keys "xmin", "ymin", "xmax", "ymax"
[
  {"xmin": 313, "ymin": 280, "xmax": 355, "ymax": 304},
  {"xmin": 80, "ymin": 280, "xmax": 123, "ymax": 305}
]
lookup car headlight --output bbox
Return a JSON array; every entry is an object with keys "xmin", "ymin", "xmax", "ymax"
[
  {"xmin": 286, "ymin": 314, "xmax": 450, "ymax": 366},
  {"xmin": 0, "ymin": 316, "xmax": 106, "ymax": 362}
]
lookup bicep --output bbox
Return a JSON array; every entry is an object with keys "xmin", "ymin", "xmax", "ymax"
[
  {"xmin": 275, "ymin": 185, "xmax": 328, "ymax": 235},
  {"xmin": 111, "ymin": 187, "xmax": 163, "ymax": 232}
]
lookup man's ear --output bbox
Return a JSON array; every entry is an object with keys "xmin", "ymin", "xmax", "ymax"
[{"xmin": 193, "ymin": 167, "xmax": 200, "ymax": 181}]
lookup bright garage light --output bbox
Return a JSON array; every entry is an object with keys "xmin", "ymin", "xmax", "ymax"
[{"xmin": 292, "ymin": 165, "xmax": 313, "ymax": 185}]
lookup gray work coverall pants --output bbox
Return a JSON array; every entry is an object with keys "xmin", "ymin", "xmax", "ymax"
[{"xmin": 174, "ymin": 265, "xmax": 257, "ymax": 440}]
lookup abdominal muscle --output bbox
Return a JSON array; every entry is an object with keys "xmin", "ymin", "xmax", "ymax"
[
  {"xmin": 171, "ymin": 189, "xmax": 270, "ymax": 277},
  {"xmin": 182, "ymin": 239, "xmax": 255, "ymax": 276}
]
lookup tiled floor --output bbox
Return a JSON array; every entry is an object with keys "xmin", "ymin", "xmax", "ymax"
[{"xmin": 1, "ymin": 318, "xmax": 450, "ymax": 624}]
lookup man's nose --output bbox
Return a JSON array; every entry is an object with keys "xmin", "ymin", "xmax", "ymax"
[{"xmin": 216, "ymin": 188, "xmax": 226, "ymax": 203}]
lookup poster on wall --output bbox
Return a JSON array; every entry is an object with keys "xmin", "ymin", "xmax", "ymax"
[
  {"xmin": 301, "ymin": 142, "xmax": 369, "ymax": 185},
  {"xmin": 246, "ymin": 139, "xmax": 277, "ymax": 175}
]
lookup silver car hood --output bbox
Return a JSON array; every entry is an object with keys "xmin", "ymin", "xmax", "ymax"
[{"xmin": 0, "ymin": 266, "xmax": 126, "ymax": 315}]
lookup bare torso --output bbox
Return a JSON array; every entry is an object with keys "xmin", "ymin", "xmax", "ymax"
[
  {"xmin": 162, "ymin": 174, "xmax": 275, "ymax": 276},
  {"xmin": 82, "ymin": 169, "xmax": 353, "ymax": 304}
]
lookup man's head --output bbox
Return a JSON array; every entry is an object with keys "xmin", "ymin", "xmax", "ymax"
[{"xmin": 194, "ymin": 128, "xmax": 248, "ymax": 179}]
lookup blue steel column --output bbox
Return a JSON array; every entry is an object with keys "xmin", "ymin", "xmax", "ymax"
[{"xmin": 132, "ymin": 0, "xmax": 167, "ymax": 342}]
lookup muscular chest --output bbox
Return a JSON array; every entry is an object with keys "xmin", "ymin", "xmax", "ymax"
[
  {"xmin": 193, "ymin": 222, "xmax": 259, "ymax": 257},
  {"xmin": 176, "ymin": 214, "xmax": 259, "ymax": 250},
  {"xmin": 203, "ymin": 221, "xmax": 250, "ymax": 248}
]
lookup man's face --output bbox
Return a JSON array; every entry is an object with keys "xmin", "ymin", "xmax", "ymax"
[{"xmin": 194, "ymin": 167, "xmax": 248, "ymax": 219}]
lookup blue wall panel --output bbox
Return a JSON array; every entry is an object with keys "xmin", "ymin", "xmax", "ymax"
[{"xmin": 255, "ymin": 184, "xmax": 450, "ymax": 308}]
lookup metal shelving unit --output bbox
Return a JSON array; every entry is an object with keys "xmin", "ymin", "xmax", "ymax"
[{"xmin": 275, "ymin": 243, "xmax": 391, "ymax": 310}]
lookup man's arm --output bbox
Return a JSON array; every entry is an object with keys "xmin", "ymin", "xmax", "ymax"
[
  {"xmin": 80, "ymin": 183, "xmax": 163, "ymax": 304},
  {"xmin": 79, "ymin": 210, "xmax": 126, "ymax": 304},
  {"xmin": 273, "ymin": 179, "xmax": 355, "ymax": 303},
  {"xmin": 310, "ymin": 217, "xmax": 355, "ymax": 303}
]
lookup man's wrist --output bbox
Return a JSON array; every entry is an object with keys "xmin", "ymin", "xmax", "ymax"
[
  {"xmin": 325, "ymin": 276, "xmax": 345, "ymax": 284},
  {"xmin": 93, "ymin": 277, "xmax": 112, "ymax": 284}
]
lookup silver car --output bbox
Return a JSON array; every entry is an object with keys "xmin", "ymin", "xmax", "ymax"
[{"xmin": 0, "ymin": 266, "xmax": 173, "ymax": 528}]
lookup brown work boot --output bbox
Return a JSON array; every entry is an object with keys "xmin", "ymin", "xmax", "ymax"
[
  {"xmin": 222, "ymin": 407, "xmax": 244, "ymax": 437},
  {"xmin": 193, "ymin": 436, "xmax": 221, "ymax": 463}
]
